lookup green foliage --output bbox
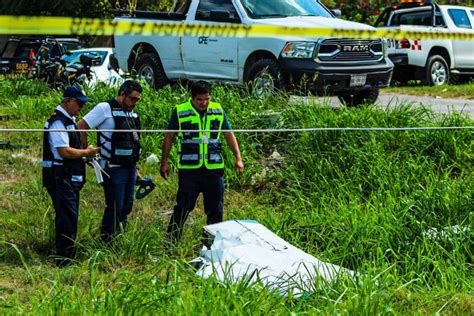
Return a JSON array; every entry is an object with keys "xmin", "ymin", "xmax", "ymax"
[
  {"xmin": 0, "ymin": 0, "xmax": 113, "ymax": 18},
  {"xmin": 322, "ymin": 0, "xmax": 474, "ymax": 24},
  {"xmin": 2, "ymin": 0, "xmax": 472, "ymax": 23},
  {"xmin": 0, "ymin": 78, "xmax": 473, "ymax": 313},
  {"xmin": 0, "ymin": 0, "xmax": 176, "ymax": 17}
]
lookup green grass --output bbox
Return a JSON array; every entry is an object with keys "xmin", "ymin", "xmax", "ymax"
[
  {"xmin": 385, "ymin": 81, "xmax": 474, "ymax": 99},
  {"xmin": 0, "ymin": 79, "xmax": 473, "ymax": 314}
]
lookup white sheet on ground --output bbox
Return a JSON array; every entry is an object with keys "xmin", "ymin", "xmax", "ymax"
[{"xmin": 192, "ymin": 220, "xmax": 355, "ymax": 296}]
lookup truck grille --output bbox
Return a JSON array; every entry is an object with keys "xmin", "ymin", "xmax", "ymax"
[{"xmin": 316, "ymin": 39, "xmax": 383, "ymax": 63}]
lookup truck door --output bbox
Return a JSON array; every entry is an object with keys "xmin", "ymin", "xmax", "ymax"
[
  {"xmin": 448, "ymin": 8, "xmax": 474, "ymax": 68},
  {"xmin": 181, "ymin": 0, "xmax": 240, "ymax": 81}
]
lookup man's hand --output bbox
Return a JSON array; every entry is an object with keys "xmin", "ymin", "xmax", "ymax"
[
  {"xmin": 224, "ymin": 132, "xmax": 244, "ymax": 175},
  {"xmin": 235, "ymin": 158, "xmax": 244, "ymax": 174},
  {"xmin": 160, "ymin": 161, "xmax": 169, "ymax": 180},
  {"xmin": 58, "ymin": 146, "xmax": 100, "ymax": 160},
  {"xmin": 136, "ymin": 168, "xmax": 142, "ymax": 180},
  {"xmin": 161, "ymin": 132, "xmax": 176, "ymax": 180},
  {"xmin": 85, "ymin": 146, "xmax": 100, "ymax": 157}
]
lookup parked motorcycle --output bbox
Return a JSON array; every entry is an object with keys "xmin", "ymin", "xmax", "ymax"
[
  {"xmin": 36, "ymin": 48, "xmax": 101, "ymax": 90},
  {"xmin": 54, "ymin": 52, "xmax": 102, "ymax": 89},
  {"xmin": 35, "ymin": 45, "xmax": 63, "ymax": 86}
]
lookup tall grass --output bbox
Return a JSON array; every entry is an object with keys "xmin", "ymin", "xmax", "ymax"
[{"xmin": 0, "ymin": 78, "xmax": 473, "ymax": 314}]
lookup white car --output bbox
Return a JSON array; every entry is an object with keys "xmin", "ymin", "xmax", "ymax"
[{"xmin": 62, "ymin": 48, "xmax": 124, "ymax": 87}]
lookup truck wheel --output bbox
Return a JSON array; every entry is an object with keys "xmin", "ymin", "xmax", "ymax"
[
  {"xmin": 422, "ymin": 55, "xmax": 449, "ymax": 86},
  {"xmin": 338, "ymin": 89, "xmax": 380, "ymax": 107},
  {"xmin": 246, "ymin": 58, "xmax": 285, "ymax": 98},
  {"xmin": 134, "ymin": 53, "xmax": 168, "ymax": 89}
]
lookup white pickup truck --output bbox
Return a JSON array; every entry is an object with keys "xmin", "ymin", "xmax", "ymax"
[
  {"xmin": 375, "ymin": 1, "xmax": 474, "ymax": 86},
  {"xmin": 112, "ymin": 0, "xmax": 394, "ymax": 106}
]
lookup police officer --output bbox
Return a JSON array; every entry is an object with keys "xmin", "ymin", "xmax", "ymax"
[
  {"xmin": 160, "ymin": 80, "xmax": 244, "ymax": 245},
  {"xmin": 77, "ymin": 80, "xmax": 142, "ymax": 243},
  {"xmin": 42, "ymin": 86, "xmax": 100, "ymax": 267}
]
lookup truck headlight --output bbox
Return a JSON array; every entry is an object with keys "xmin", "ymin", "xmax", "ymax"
[{"xmin": 281, "ymin": 42, "xmax": 316, "ymax": 59}]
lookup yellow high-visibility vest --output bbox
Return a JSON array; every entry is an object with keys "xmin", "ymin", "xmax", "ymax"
[{"xmin": 177, "ymin": 100, "xmax": 225, "ymax": 170}]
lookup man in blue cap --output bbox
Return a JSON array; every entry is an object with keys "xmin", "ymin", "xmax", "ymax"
[{"xmin": 42, "ymin": 85, "xmax": 100, "ymax": 267}]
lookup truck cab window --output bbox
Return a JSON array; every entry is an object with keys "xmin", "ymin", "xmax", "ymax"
[
  {"xmin": 1, "ymin": 41, "xmax": 19, "ymax": 58},
  {"xmin": 17, "ymin": 43, "xmax": 41, "ymax": 58},
  {"xmin": 172, "ymin": 0, "xmax": 192, "ymax": 13},
  {"xmin": 448, "ymin": 9, "xmax": 471, "ymax": 29},
  {"xmin": 195, "ymin": 0, "xmax": 240, "ymax": 22},
  {"xmin": 390, "ymin": 10, "xmax": 433, "ymax": 26}
]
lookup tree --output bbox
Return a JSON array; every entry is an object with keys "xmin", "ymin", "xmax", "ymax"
[
  {"xmin": 0, "ymin": 0, "xmax": 113, "ymax": 18},
  {"xmin": 322, "ymin": 0, "xmax": 474, "ymax": 24}
]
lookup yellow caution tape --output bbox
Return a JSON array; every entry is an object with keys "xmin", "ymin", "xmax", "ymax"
[{"xmin": 0, "ymin": 15, "xmax": 473, "ymax": 40}]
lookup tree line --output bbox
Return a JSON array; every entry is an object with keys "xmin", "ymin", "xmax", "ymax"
[{"xmin": 0, "ymin": 0, "xmax": 471, "ymax": 23}]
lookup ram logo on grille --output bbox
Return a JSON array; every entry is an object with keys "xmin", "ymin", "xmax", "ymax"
[{"xmin": 342, "ymin": 45, "xmax": 369, "ymax": 52}]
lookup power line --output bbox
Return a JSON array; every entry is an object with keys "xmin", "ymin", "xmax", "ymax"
[{"xmin": 0, "ymin": 126, "xmax": 473, "ymax": 133}]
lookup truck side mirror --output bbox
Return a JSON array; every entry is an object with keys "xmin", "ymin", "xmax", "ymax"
[{"xmin": 331, "ymin": 9, "xmax": 342, "ymax": 18}]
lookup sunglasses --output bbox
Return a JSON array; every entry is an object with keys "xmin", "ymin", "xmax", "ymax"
[{"xmin": 127, "ymin": 95, "xmax": 141, "ymax": 103}]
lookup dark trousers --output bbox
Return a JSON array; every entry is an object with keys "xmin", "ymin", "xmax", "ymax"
[
  {"xmin": 167, "ymin": 171, "xmax": 224, "ymax": 244},
  {"xmin": 47, "ymin": 179, "xmax": 80, "ymax": 261},
  {"xmin": 101, "ymin": 165, "xmax": 136, "ymax": 242}
]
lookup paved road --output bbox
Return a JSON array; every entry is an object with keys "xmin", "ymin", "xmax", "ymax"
[
  {"xmin": 292, "ymin": 93, "xmax": 474, "ymax": 118},
  {"xmin": 378, "ymin": 93, "xmax": 474, "ymax": 118}
]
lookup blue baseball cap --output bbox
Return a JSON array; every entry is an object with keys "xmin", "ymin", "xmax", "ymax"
[{"xmin": 63, "ymin": 85, "xmax": 92, "ymax": 103}]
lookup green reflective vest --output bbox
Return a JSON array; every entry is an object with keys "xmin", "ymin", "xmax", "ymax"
[{"xmin": 177, "ymin": 100, "xmax": 225, "ymax": 170}]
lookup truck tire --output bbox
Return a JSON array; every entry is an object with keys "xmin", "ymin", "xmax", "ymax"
[
  {"xmin": 134, "ymin": 53, "xmax": 168, "ymax": 89},
  {"xmin": 422, "ymin": 55, "xmax": 449, "ymax": 86},
  {"xmin": 338, "ymin": 88, "xmax": 380, "ymax": 107},
  {"xmin": 246, "ymin": 58, "xmax": 286, "ymax": 98}
]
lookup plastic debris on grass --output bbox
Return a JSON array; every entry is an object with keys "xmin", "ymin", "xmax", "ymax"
[{"xmin": 190, "ymin": 220, "xmax": 355, "ymax": 297}]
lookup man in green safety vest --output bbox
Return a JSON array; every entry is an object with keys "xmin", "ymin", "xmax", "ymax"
[{"xmin": 160, "ymin": 80, "xmax": 244, "ymax": 245}]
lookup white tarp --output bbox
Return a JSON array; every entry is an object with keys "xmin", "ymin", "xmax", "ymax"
[{"xmin": 191, "ymin": 220, "xmax": 355, "ymax": 296}]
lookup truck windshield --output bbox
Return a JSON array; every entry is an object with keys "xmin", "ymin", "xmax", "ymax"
[{"xmin": 241, "ymin": 0, "xmax": 332, "ymax": 19}]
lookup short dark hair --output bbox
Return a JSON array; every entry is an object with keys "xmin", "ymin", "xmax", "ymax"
[
  {"xmin": 190, "ymin": 80, "xmax": 211, "ymax": 97},
  {"xmin": 119, "ymin": 80, "xmax": 142, "ymax": 96}
]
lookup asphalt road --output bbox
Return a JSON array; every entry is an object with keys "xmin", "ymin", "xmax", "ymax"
[
  {"xmin": 292, "ymin": 92, "xmax": 474, "ymax": 118},
  {"xmin": 378, "ymin": 92, "xmax": 474, "ymax": 118}
]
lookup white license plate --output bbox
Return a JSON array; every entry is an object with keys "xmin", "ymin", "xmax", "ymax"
[{"xmin": 350, "ymin": 74, "xmax": 366, "ymax": 87}]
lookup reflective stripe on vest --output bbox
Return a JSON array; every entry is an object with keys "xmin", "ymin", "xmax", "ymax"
[{"xmin": 176, "ymin": 100, "xmax": 224, "ymax": 170}]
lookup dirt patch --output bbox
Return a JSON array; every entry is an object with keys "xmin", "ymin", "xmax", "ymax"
[{"xmin": 0, "ymin": 176, "xmax": 16, "ymax": 185}]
